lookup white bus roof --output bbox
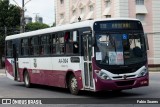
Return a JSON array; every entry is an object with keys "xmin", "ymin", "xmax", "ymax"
[{"xmin": 5, "ymin": 18, "xmax": 139, "ymax": 41}]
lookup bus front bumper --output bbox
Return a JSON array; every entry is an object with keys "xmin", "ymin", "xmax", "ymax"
[{"xmin": 95, "ymin": 75, "xmax": 149, "ymax": 91}]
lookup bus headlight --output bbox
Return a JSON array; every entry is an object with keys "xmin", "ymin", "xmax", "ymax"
[
  {"xmin": 138, "ymin": 68, "xmax": 148, "ymax": 77},
  {"xmin": 95, "ymin": 70, "xmax": 111, "ymax": 80}
]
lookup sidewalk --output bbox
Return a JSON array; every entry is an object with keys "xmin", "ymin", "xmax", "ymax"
[
  {"xmin": 0, "ymin": 69, "xmax": 5, "ymax": 76},
  {"xmin": 0, "ymin": 69, "xmax": 5, "ymax": 75}
]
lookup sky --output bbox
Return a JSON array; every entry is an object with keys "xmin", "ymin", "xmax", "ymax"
[{"xmin": 10, "ymin": 0, "xmax": 55, "ymax": 26}]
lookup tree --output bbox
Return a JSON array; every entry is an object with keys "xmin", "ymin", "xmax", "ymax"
[
  {"xmin": 51, "ymin": 22, "xmax": 56, "ymax": 27},
  {"xmin": 0, "ymin": 0, "xmax": 21, "ymax": 68},
  {"xmin": 0, "ymin": 0, "xmax": 20, "ymax": 30},
  {"xmin": 25, "ymin": 22, "xmax": 50, "ymax": 31}
]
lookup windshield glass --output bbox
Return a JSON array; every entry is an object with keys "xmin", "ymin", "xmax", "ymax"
[{"xmin": 95, "ymin": 33, "xmax": 146, "ymax": 65}]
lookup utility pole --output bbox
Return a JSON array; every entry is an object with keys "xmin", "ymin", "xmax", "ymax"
[
  {"xmin": 20, "ymin": 0, "xmax": 25, "ymax": 33},
  {"xmin": 33, "ymin": 13, "xmax": 39, "ymax": 22},
  {"xmin": 13, "ymin": 0, "xmax": 31, "ymax": 33}
]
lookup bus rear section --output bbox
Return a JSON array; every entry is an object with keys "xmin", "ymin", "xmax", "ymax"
[
  {"xmin": 5, "ymin": 40, "xmax": 19, "ymax": 81},
  {"xmin": 91, "ymin": 20, "xmax": 149, "ymax": 91}
]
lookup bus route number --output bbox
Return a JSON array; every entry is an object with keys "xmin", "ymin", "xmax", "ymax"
[{"xmin": 58, "ymin": 58, "xmax": 68, "ymax": 63}]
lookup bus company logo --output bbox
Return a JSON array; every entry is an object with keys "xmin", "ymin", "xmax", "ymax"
[
  {"xmin": 33, "ymin": 59, "xmax": 37, "ymax": 68},
  {"xmin": 123, "ymin": 75, "xmax": 127, "ymax": 80},
  {"xmin": 1, "ymin": 99, "xmax": 42, "ymax": 104},
  {"xmin": 2, "ymin": 99, "xmax": 11, "ymax": 104}
]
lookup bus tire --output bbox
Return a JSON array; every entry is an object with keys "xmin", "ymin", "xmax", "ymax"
[
  {"xmin": 68, "ymin": 74, "xmax": 79, "ymax": 95},
  {"xmin": 24, "ymin": 71, "xmax": 32, "ymax": 88}
]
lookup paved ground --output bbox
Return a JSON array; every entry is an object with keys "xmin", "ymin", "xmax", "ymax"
[{"xmin": 0, "ymin": 70, "xmax": 160, "ymax": 107}]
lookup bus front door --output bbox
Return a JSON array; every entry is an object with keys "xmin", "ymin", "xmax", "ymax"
[
  {"xmin": 12, "ymin": 44, "xmax": 19, "ymax": 81},
  {"xmin": 83, "ymin": 33, "xmax": 94, "ymax": 89}
]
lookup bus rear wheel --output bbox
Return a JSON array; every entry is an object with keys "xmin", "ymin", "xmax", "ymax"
[
  {"xmin": 24, "ymin": 71, "xmax": 32, "ymax": 88},
  {"xmin": 68, "ymin": 74, "xmax": 79, "ymax": 95}
]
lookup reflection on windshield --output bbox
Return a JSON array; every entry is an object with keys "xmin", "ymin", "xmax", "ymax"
[{"xmin": 95, "ymin": 33, "xmax": 145, "ymax": 65}]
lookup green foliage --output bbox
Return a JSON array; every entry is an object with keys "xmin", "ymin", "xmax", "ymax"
[
  {"xmin": 0, "ymin": 0, "xmax": 20, "ymax": 27},
  {"xmin": 0, "ymin": 0, "xmax": 21, "ymax": 57},
  {"xmin": 51, "ymin": 22, "xmax": 56, "ymax": 27},
  {"xmin": 25, "ymin": 22, "xmax": 50, "ymax": 31}
]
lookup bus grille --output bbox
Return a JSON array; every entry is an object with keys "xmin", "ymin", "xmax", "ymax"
[
  {"xmin": 113, "ymin": 75, "xmax": 136, "ymax": 79},
  {"xmin": 115, "ymin": 80, "xmax": 135, "ymax": 86}
]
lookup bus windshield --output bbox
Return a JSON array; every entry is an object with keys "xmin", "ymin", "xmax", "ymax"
[{"xmin": 95, "ymin": 33, "xmax": 146, "ymax": 65}]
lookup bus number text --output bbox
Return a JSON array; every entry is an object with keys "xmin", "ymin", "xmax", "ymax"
[{"xmin": 58, "ymin": 59, "xmax": 68, "ymax": 63}]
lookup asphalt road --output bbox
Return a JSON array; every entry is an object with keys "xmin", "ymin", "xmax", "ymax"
[{"xmin": 0, "ymin": 70, "xmax": 160, "ymax": 107}]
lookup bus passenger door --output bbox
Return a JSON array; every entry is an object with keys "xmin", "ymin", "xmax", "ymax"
[
  {"xmin": 12, "ymin": 44, "xmax": 19, "ymax": 81},
  {"xmin": 82, "ymin": 33, "xmax": 94, "ymax": 89}
]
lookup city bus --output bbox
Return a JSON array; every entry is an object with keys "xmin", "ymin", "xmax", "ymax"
[{"xmin": 5, "ymin": 18, "xmax": 149, "ymax": 95}]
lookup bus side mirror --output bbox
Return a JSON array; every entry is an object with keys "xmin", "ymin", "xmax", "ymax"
[{"xmin": 144, "ymin": 33, "xmax": 149, "ymax": 50}]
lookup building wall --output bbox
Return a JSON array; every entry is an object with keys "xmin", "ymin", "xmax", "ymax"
[
  {"xmin": 152, "ymin": 0, "xmax": 160, "ymax": 64},
  {"xmin": 25, "ymin": 16, "xmax": 32, "ymax": 24},
  {"xmin": 55, "ymin": 0, "xmax": 160, "ymax": 65},
  {"xmin": 113, "ymin": 0, "xmax": 129, "ymax": 17},
  {"xmin": 96, "ymin": 0, "xmax": 102, "ymax": 18}
]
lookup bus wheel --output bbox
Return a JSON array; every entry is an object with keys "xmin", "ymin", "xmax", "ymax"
[
  {"xmin": 24, "ymin": 71, "xmax": 31, "ymax": 88},
  {"xmin": 68, "ymin": 74, "xmax": 79, "ymax": 95}
]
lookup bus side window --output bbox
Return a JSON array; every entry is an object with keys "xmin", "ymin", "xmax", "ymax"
[
  {"xmin": 73, "ymin": 42, "xmax": 79, "ymax": 54},
  {"xmin": 73, "ymin": 31, "xmax": 79, "ymax": 54},
  {"xmin": 29, "ymin": 37, "xmax": 34, "ymax": 55},
  {"xmin": 65, "ymin": 32, "xmax": 73, "ymax": 54},
  {"xmin": 45, "ymin": 34, "xmax": 51, "ymax": 55},
  {"xmin": 52, "ymin": 34, "xmax": 56, "ymax": 54},
  {"xmin": 56, "ymin": 33, "xmax": 60, "ymax": 55},
  {"xmin": 59, "ymin": 33, "xmax": 65, "ymax": 54},
  {"xmin": 65, "ymin": 31, "xmax": 79, "ymax": 54},
  {"xmin": 40, "ymin": 36, "xmax": 45, "ymax": 55},
  {"xmin": 40, "ymin": 34, "xmax": 51, "ymax": 55},
  {"xmin": 21, "ymin": 39, "xmax": 24, "ymax": 56},
  {"xmin": 21, "ymin": 38, "xmax": 29, "ymax": 56},
  {"xmin": 33, "ymin": 36, "xmax": 39, "ymax": 56},
  {"xmin": 6, "ymin": 41, "xmax": 13, "ymax": 57}
]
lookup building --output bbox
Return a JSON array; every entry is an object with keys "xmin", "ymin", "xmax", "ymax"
[
  {"xmin": 25, "ymin": 16, "xmax": 32, "ymax": 24},
  {"xmin": 55, "ymin": 0, "xmax": 160, "ymax": 67},
  {"xmin": 35, "ymin": 16, "xmax": 43, "ymax": 23}
]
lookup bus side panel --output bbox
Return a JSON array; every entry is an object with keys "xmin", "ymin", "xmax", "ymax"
[
  {"xmin": 5, "ymin": 58, "xmax": 14, "ymax": 77},
  {"xmin": 46, "ymin": 70, "xmax": 83, "ymax": 89},
  {"xmin": 17, "ymin": 56, "xmax": 84, "ymax": 89},
  {"xmin": 46, "ymin": 70, "xmax": 66, "ymax": 88},
  {"xmin": 51, "ymin": 57, "xmax": 83, "ymax": 89},
  {"xmin": 18, "ymin": 57, "xmax": 67, "ymax": 88},
  {"xmin": 18, "ymin": 67, "xmax": 23, "ymax": 82},
  {"xmin": 74, "ymin": 70, "xmax": 83, "ymax": 90}
]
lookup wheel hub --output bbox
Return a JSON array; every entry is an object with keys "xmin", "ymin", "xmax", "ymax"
[{"xmin": 71, "ymin": 77, "xmax": 77, "ymax": 91}]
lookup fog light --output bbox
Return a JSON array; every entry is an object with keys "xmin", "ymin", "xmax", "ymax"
[{"xmin": 140, "ymin": 80, "xmax": 148, "ymax": 85}]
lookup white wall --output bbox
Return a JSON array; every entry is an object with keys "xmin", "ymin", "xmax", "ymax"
[{"xmin": 152, "ymin": 0, "xmax": 160, "ymax": 64}]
